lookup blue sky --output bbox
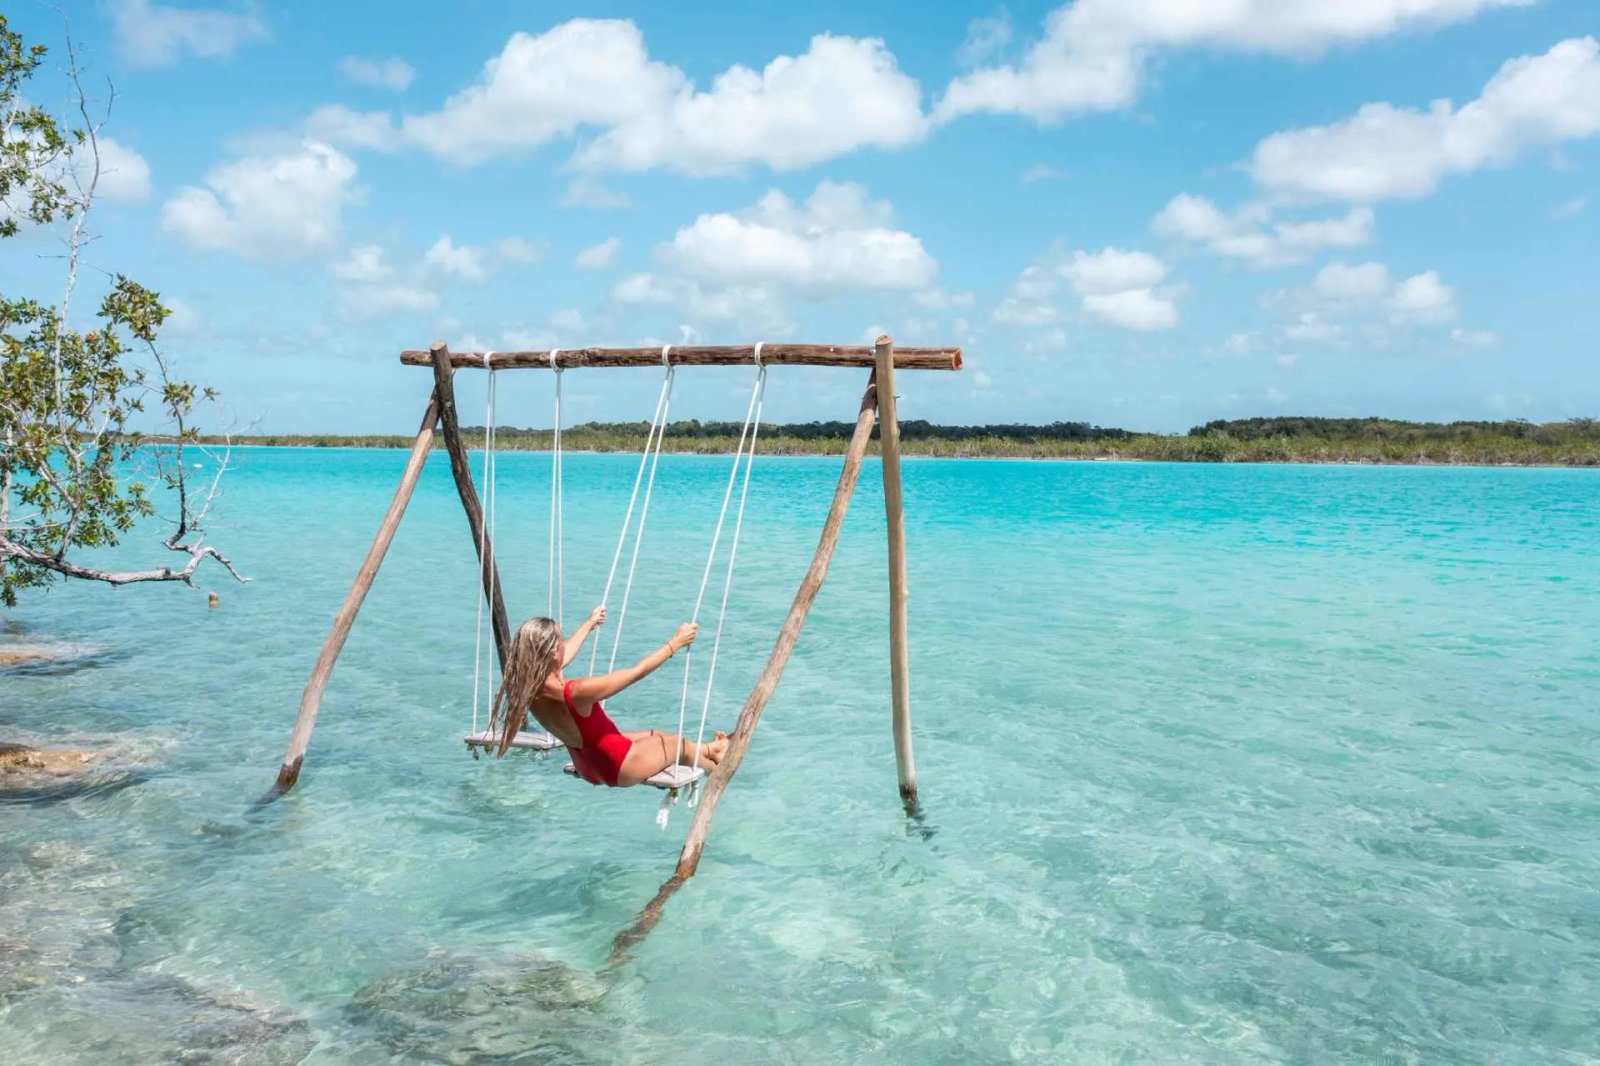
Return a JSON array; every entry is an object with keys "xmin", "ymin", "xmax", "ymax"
[{"xmin": 2, "ymin": 0, "xmax": 1597, "ymax": 433}]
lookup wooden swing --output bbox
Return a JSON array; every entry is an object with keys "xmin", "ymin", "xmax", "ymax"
[{"xmin": 269, "ymin": 336, "xmax": 959, "ymax": 899}]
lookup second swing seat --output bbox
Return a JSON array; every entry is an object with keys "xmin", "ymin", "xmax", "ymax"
[{"xmin": 562, "ymin": 762, "xmax": 705, "ymax": 790}]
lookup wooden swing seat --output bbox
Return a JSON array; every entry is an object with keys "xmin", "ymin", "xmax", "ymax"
[{"xmin": 462, "ymin": 729, "xmax": 562, "ymax": 752}]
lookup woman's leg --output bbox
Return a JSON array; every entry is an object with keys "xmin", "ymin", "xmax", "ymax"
[{"xmin": 617, "ymin": 730, "xmax": 730, "ymax": 786}]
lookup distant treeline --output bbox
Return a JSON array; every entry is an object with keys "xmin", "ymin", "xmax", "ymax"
[
  {"xmin": 1190, "ymin": 416, "xmax": 1599, "ymax": 444},
  {"xmin": 478, "ymin": 418, "xmax": 1135, "ymax": 443},
  {"xmin": 206, "ymin": 416, "xmax": 1600, "ymax": 466}
]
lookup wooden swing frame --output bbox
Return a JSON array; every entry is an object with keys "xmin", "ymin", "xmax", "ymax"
[{"xmin": 269, "ymin": 336, "xmax": 959, "ymax": 933}]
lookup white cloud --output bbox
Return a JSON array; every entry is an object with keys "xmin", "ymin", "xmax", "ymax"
[
  {"xmin": 1152, "ymin": 193, "xmax": 1374, "ymax": 267},
  {"xmin": 1083, "ymin": 287, "xmax": 1179, "ymax": 331},
  {"xmin": 561, "ymin": 177, "xmax": 632, "ymax": 209},
  {"xmin": 340, "ymin": 56, "xmax": 416, "ymax": 91},
  {"xmin": 1284, "ymin": 312, "xmax": 1344, "ymax": 344},
  {"xmin": 329, "ymin": 244, "xmax": 439, "ymax": 319},
  {"xmin": 574, "ymin": 34, "xmax": 927, "ymax": 174},
  {"xmin": 913, "ymin": 287, "xmax": 976, "ymax": 310},
  {"xmin": 611, "ymin": 182, "xmax": 938, "ymax": 332},
  {"xmin": 1266, "ymin": 386, "xmax": 1290, "ymax": 405},
  {"xmin": 1451, "ymin": 327, "xmax": 1500, "ymax": 347},
  {"xmin": 995, "ymin": 246, "xmax": 1179, "ymax": 331},
  {"xmin": 1275, "ymin": 354, "xmax": 1299, "ymax": 368},
  {"xmin": 1389, "ymin": 270, "xmax": 1456, "ymax": 324},
  {"xmin": 1553, "ymin": 195, "xmax": 1588, "ymax": 218},
  {"xmin": 1213, "ymin": 331, "xmax": 1255, "ymax": 357},
  {"xmin": 304, "ymin": 105, "xmax": 399, "ymax": 150},
  {"xmin": 957, "ymin": 11, "xmax": 1014, "ymax": 69},
  {"xmin": 160, "ymin": 141, "xmax": 358, "ymax": 261},
  {"xmin": 611, "ymin": 272, "xmax": 794, "ymax": 335},
  {"xmin": 994, "ymin": 261, "xmax": 1064, "ymax": 325},
  {"xmin": 1251, "ymin": 36, "xmax": 1600, "ymax": 201},
  {"xmin": 424, "ymin": 235, "xmax": 488, "ymax": 283},
  {"xmin": 1312, "ymin": 260, "xmax": 1392, "ymax": 305},
  {"xmin": 159, "ymin": 295, "xmax": 206, "ymax": 339},
  {"xmin": 333, "ymin": 244, "xmax": 389, "ymax": 283},
  {"xmin": 399, "ymin": 20, "xmax": 683, "ymax": 163},
  {"xmin": 1272, "ymin": 260, "xmax": 1474, "ymax": 343},
  {"xmin": 496, "ymin": 237, "xmax": 541, "ymax": 263},
  {"xmin": 56, "ymin": 135, "xmax": 152, "ymax": 202},
  {"xmin": 393, "ymin": 20, "xmax": 925, "ymax": 174},
  {"xmin": 1062, "ymin": 247, "xmax": 1167, "ymax": 294},
  {"xmin": 665, "ymin": 182, "xmax": 937, "ymax": 293},
  {"xmin": 1020, "ymin": 163, "xmax": 1066, "ymax": 183},
  {"xmin": 339, "ymin": 281, "xmax": 439, "ymax": 319},
  {"xmin": 110, "ymin": 0, "xmax": 269, "ymax": 68},
  {"xmin": 937, "ymin": 0, "xmax": 1528, "ymax": 123},
  {"xmin": 576, "ymin": 237, "xmax": 621, "ymax": 270}
]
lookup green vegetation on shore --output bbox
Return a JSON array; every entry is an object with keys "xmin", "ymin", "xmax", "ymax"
[{"xmin": 205, "ymin": 416, "xmax": 1600, "ymax": 466}]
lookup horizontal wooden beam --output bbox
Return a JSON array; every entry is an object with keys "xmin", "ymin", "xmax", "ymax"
[{"xmin": 399, "ymin": 344, "xmax": 961, "ymax": 372}]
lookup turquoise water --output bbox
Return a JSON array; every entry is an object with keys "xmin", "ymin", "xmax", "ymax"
[{"xmin": 3, "ymin": 448, "xmax": 1599, "ymax": 1064}]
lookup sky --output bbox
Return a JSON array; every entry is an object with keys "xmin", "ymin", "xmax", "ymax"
[{"xmin": 2, "ymin": 0, "xmax": 1597, "ymax": 433}]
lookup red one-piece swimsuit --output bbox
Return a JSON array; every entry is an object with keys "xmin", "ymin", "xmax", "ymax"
[{"xmin": 563, "ymin": 680, "xmax": 633, "ymax": 787}]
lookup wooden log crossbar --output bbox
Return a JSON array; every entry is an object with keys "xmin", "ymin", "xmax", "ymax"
[{"xmin": 401, "ymin": 344, "xmax": 961, "ymax": 372}]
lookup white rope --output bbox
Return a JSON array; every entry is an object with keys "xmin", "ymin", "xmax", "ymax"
[
  {"xmin": 607, "ymin": 347, "xmax": 675, "ymax": 670},
  {"xmin": 470, "ymin": 353, "xmax": 500, "ymax": 737},
  {"xmin": 689, "ymin": 364, "xmax": 766, "ymax": 782},
  {"xmin": 589, "ymin": 359, "xmax": 675, "ymax": 675},
  {"xmin": 548, "ymin": 350, "xmax": 563, "ymax": 627},
  {"xmin": 671, "ymin": 357, "xmax": 768, "ymax": 789}
]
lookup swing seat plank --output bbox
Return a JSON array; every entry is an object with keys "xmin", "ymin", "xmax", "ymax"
[
  {"xmin": 463, "ymin": 729, "xmax": 562, "ymax": 752},
  {"xmin": 562, "ymin": 762, "xmax": 705, "ymax": 791}
]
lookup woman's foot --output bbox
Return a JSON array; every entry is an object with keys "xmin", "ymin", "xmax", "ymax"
[{"xmin": 704, "ymin": 732, "xmax": 731, "ymax": 764}]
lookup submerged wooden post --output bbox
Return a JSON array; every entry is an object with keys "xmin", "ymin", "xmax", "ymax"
[
  {"xmin": 271, "ymin": 393, "xmax": 441, "ymax": 795},
  {"xmin": 612, "ymin": 373, "xmax": 880, "ymax": 961},
  {"xmin": 429, "ymin": 342, "xmax": 512, "ymax": 667},
  {"xmin": 875, "ymin": 335, "xmax": 917, "ymax": 814}
]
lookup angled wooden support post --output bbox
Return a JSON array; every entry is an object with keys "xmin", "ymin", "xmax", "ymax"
[
  {"xmin": 429, "ymin": 342, "xmax": 512, "ymax": 668},
  {"xmin": 875, "ymin": 335, "xmax": 918, "ymax": 815},
  {"xmin": 270, "ymin": 392, "xmax": 441, "ymax": 796},
  {"xmin": 611, "ymin": 371, "xmax": 881, "ymax": 962}
]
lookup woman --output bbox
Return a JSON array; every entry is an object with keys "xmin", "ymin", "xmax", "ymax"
[{"xmin": 491, "ymin": 607, "xmax": 731, "ymax": 787}]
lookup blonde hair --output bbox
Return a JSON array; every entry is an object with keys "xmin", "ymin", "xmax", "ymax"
[{"xmin": 490, "ymin": 617, "xmax": 563, "ymax": 756}]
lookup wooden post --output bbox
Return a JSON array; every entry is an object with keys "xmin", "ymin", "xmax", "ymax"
[
  {"xmin": 611, "ymin": 373, "xmax": 880, "ymax": 961},
  {"xmin": 429, "ymin": 342, "xmax": 512, "ymax": 667},
  {"xmin": 270, "ymin": 393, "xmax": 440, "ymax": 795},
  {"xmin": 875, "ymin": 335, "xmax": 917, "ymax": 814}
]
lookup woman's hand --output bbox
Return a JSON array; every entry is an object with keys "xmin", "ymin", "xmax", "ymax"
[
  {"xmin": 670, "ymin": 622, "xmax": 698, "ymax": 653},
  {"xmin": 587, "ymin": 605, "xmax": 606, "ymax": 628}
]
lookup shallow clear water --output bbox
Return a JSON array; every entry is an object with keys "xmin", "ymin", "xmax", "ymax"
[{"xmin": 3, "ymin": 449, "xmax": 1598, "ymax": 1064}]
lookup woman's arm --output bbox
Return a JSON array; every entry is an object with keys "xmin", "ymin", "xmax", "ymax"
[
  {"xmin": 568, "ymin": 622, "xmax": 696, "ymax": 705},
  {"xmin": 561, "ymin": 605, "xmax": 606, "ymax": 667}
]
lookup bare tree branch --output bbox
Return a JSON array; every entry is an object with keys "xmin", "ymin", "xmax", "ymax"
[{"xmin": 0, "ymin": 529, "xmax": 246, "ymax": 587}]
